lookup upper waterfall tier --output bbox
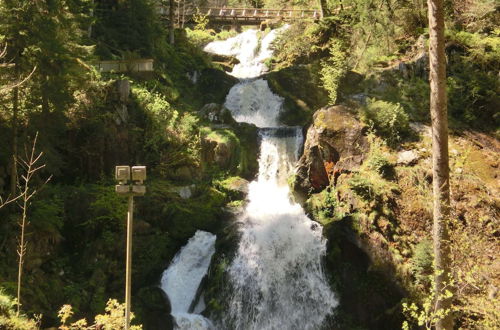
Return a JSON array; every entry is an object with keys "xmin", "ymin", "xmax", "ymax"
[{"xmin": 204, "ymin": 27, "xmax": 285, "ymax": 79}]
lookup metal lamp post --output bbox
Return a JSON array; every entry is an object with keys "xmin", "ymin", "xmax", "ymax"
[{"xmin": 115, "ymin": 165, "xmax": 146, "ymax": 330}]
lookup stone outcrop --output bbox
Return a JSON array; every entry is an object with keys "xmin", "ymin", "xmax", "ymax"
[
  {"xmin": 293, "ymin": 105, "xmax": 369, "ymax": 204},
  {"xmin": 196, "ymin": 68, "xmax": 238, "ymax": 104},
  {"xmin": 263, "ymin": 64, "xmax": 328, "ymax": 126},
  {"xmin": 199, "ymin": 103, "xmax": 236, "ymax": 125}
]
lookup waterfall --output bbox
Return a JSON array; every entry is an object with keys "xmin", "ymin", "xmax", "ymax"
[
  {"xmin": 160, "ymin": 230, "xmax": 217, "ymax": 329},
  {"xmin": 206, "ymin": 28, "xmax": 338, "ymax": 330}
]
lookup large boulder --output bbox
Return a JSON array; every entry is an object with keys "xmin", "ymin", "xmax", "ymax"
[
  {"xmin": 200, "ymin": 124, "xmax": 259, "ymax": 179},
  {"xmin": 199, "ymin": 103, "xmax": 237, "ymax": 125},
  {"xmin": 196, "ymin": 68, "xmax": 238, "ymax": 104},
  {"xmin": 263, "ymin": 63, "xmax": 328, "ymax": 126},
  {"xmin": 292, "ymin": 105, "xmax": 369, "ymax": 204}
]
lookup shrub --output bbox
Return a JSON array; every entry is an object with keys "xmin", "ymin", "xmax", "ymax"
[
  {"xmin": 411, "ymin": 239, "xmax": 433, "ymax": 285},
  {"xmin": 361, "ymin": 98, "xmax": 410, "ymax": 146},
  {"xmin": 367, "ymin": 152, "xmax": 395, "ymax": 180},
  {"xmin": 0, "ymin": 289, "xmax": 39, "ymax": 330},
  {"xmin": 320, "ymin": 40, "xmax": 347, "ymax": 105},
  {"xmin": 186, "ymin": 28, "xmax": 215, "ymax": 48}
]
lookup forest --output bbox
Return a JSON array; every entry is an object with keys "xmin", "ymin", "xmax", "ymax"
[{"xmin": 0, "ymin": 0, "xmax": 498, "ymax": 329}]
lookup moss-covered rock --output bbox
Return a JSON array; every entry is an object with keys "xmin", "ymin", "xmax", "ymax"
[
  {"xmin": 196, "ymin": 68, "xmax": 238, "ymax": 105},
  {"xmin": 200, "ymin": 124, "xmax": 259, "ymax": 180},
  {"xmin": 292, "ymin": 105, "xmax": 369, "ymax": 204},
  {"xmin": 215, "ymin": 176, "xmax": 249, "ymax": 201},
  {"xmin": 263, "ymin": 63, "xmax": 328, "ymax": 126}
]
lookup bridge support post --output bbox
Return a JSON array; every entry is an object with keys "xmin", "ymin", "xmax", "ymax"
[{"xmin": 231, "ymin": 18, "xmax": 242, "ymax": 33}]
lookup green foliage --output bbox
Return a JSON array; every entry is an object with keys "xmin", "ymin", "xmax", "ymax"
[
  {"xmin": 361, "ymin": 98, "xmax": 410, "ymax": 146},
  {"xmin": 185, "ymin": 27, "xmax": 237, "ymax": 50},
  {"xmin": 59, "ymin": 299, "xmax": 142, "ymax": 330},
  {"xmin": 29, "ymin": 185, "xmax": 65, "ymax": 245},
  {"xmin": 132, "ymin": 85, "xmax": 200, "ymax": 171},
  {"xmin": 93, "ymin": 0, "xmax": 162, "ymax": 58},
  {"xmin": 193, "ymin": 10, "xmax": 210, "ymax": 31},
  {"xmin": 411, "ymin": 239, "xmax": 433, "ymax": 285},
  {"xmin": 366, "ymin": 152, "xmax": 394, "ymax": 180},
  {"xmin": 0, "ymin": 289, "xmax": 39, "ymax": 329},
  {"xmin": 402, "ymin": 272, "xmax": 454, "ymax": 330},
  {"xmin": 444, "ymin": 29, "xmax": 500, "ymax": 128},
  {"xmin": 86, "ymin": 185, "xmax": 127, "ymax": 231},
  {"xmin": 306, "ymin": 187, "xmax": 345, "ymax": 225},
  {"xmin": 186, "ymin": 29, "xmax": 217, "ymax": 48},
  {"xmin": 320, "ymin": 40, "xmax": 347, "ymax": 105},
  {"xmin": 272, "ymin": 20, "xmax": 329, "ymax": 68},
  {"xmin": 342, "ymin": 0, "xmax": 427, "ymax": 72}
]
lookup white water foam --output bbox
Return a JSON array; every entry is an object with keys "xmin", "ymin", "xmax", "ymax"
[
  {"xmin": 204, "ymin": 27, "xmax": 286, "ymax": 79},
  {"xmin": 206, "ymin": 27, "xmax": 338, "ymax": 330},
  {"xmin": 160, "ymin": 230, "xmax": 216, "ymax": 329}
]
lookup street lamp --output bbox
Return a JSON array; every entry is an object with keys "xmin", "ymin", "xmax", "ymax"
[{"xmin": 115, "ymin": 165, "xmax": 146, "ymax": 330}]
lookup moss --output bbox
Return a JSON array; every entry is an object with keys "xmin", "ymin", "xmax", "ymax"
[
  {"xmin": 264, "ymin": 63, "xmax": 328, "ymax": 126},
  {"xmin": 305, "ymin": 188, "xmax": 345, "ymax": 226}
]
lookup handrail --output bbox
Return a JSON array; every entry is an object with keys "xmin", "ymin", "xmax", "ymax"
[{"xmin": 157, "ymin": 6, "xmax": 320, "ymax": 19}]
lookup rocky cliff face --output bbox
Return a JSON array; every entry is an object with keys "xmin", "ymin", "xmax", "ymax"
[{"xmin": 292, "ymin": 105, "xmax": 369, "ymax": 204}]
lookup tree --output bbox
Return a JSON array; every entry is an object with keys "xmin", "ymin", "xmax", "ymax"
[
  {"xmin": 427, "ymin": 0, "xmax": 453, "ymax": 328},
  {"xmin": 169, "ymin": 0, "xmax": 175, "ymax": 44},
  {"xmin": 15, "ymin": 132, "xmax": 51, "ymax": 315}
]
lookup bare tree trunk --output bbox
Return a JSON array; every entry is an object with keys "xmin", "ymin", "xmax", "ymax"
[
  {"xmin": 169, "ymin": 0, "xmax": 175, "ymax": 45},
  {"xmin": 15, "ymin": 133, "xmax": 50, "ymax": 316},
  {"xmin": 10, "ymin": 70, "xmax": 19, "ymax": 197},
  {"xmin": 427, "ymin": 0, "xmax": 453, "ymax": 329}
]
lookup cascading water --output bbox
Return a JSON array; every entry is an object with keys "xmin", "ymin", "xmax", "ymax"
[
  {"xmin": 160, "ymin": 230, "xmax": 217, "ymax": 329},
  {"xmin": 206, "ymin": 28, "xmax": 338, "ymax": 329}
]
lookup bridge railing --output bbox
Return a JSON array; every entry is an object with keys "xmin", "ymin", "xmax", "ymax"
[
  {"xmin": 201, "ymin": 7, "xmax": 320, "ymax": 19},
  {"xmin": 157, "ymin": 6, "xmax": 321, "ymax": 20}
]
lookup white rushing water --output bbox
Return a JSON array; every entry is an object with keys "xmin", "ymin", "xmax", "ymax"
[
  {"xmin": 205, "ymin": 28, "xmax": 338, "ymax": 330},
  {"xmin": 160, "ymin": 230, "xmax": 217, "ymax": 329},
  {"xmin": 205, "ymin": 27, "xmax": 286, "ymax": 128}
]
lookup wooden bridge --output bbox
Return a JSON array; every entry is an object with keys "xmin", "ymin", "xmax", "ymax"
[{"xmin": 158, "ymin": 7, "xmax": 322, "ymax": 25}]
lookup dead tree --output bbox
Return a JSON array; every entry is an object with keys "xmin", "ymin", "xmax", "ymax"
[{"xmin": 15, "ymin": 132, "xmax": 51, "ymax": 315}]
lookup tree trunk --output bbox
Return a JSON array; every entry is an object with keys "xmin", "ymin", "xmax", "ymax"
[
  {"xmin": 427, "ymin": 0, "xmax": 453, "ymax": 329},
  {"xmin": 169, "ymin": 0, "xmax": 175, "ymax": 45},
  {"xmin": 10, "ymin": 72, "xmax": 19, "ymax": 197},
  {"xmin": 318, "ymin": 0, "xmax": 329, "ymax": 18}
]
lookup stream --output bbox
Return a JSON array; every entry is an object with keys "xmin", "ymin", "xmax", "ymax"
[{"xmin": 161, "ymin": 27, "xmax": 337, "ymax": 330}]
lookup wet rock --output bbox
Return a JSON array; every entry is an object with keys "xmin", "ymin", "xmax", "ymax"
[
  {"xmin": 171, "ymin": 166, "xmax": 199, "ymax": 182},
  {"xmin": 396, "ymin": 150, "xmax": 419, "ymax": 166},
  {"xmin": 137, "ymin": 286, "xmax": 173, "ymax": 330},
  {"xmin": 209, "ymin": 53, "xmax": 240, "ymax": 67},
  {"xmin": 201, "ymin": 129, "xmax": 239, "ymax": 172},
  {"xmin": 217, "ymin": 176, "xmax": 249, "ymax": 200},
  {"xmin": 196, "ymin": 68, "xmax": 238, "ymax": 104},
  {"xmin": 169, "ymin": 184, "xmax": 196, "ymax": 199},
  {"xmin": 293, "ymin": 105, "xmax": 369, "ymax": 204},
  {"xmin": 199, "ymin": 103, "xmax": 237, "ymax": 125}
]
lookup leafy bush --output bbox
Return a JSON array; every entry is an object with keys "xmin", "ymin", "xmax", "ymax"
[
  {"xmin": 0, "ymin": 289, "xmax": 39, "ymax": 329},
  {"xmin": 272, "ymin": 21, "xmax": 327, "ymax": 68},
  {"xmin": 186, "ymin": 28, "xmax": 216, "ymax": 48},
  {"xmin": 411, "ymin": 239, "xmax": 433, "ymax": 285},
  {"xmin": 307, "ymin": 187, "xmax": 345, "ymax": 225},
  {"xmin": 132, "ymin": 85, "xmax": 200, "ymax": 171},
  {"xmin": 320, "ymin": 40, "xmax": 347, "ymax": 105},
  {"xmin": 361, "ymin": 98, "xmax": 410, "ymax": 146},
  {"xmin": 367, "ymin": 152, "xmax": 395, "ymax": 180},
  {"xmin": 59, "ymin": 299, "xmax": 142, "ymax": 329}
]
